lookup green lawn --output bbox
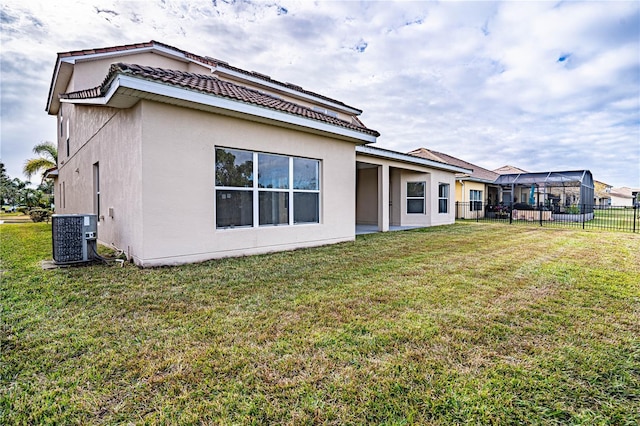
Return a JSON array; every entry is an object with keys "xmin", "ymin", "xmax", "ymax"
[{"xmin": 2, "ymin": 222, "xmax": 639, "ymax": 424}]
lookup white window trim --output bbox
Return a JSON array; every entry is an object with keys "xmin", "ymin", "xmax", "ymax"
[
  {"xmin": 438, "ymin": 183, "xmax": 450, "ymax": 214},
  {"xmin": 215, "ymin": 148, "xmax": 321, "ymax": 229},
  {"xmin": 470, "ymin": 189, "xmax": 483, "ymax": 211},
  {"xmin": 406, "ymin": 181, "xmax": 426, "ymax": 214}
]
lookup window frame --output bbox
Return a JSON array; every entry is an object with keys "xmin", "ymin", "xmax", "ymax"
[
  {"xmin": 66, "ymin": 117, "xmax": 70, "ymax": 157},
  {"xmin": 93, "ymin": 162, "xmax": 100, "ymax": 221},
  {"xmin": 470, "ymin": 189, "xmax": 483, "ymax": 211},
  {"xmin": 214, "ymin": 147, "xmax": 321, "ymax": 229},
  {"xmin": 438, "ymin": 183, "xmax": 449, "ymax": 214},
  {"xmin": 406, "ymin": 181, "xmax": 426, "ymax": 214}
]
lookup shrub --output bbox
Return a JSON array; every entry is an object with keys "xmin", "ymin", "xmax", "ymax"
[
  {"xmin": 29, "ymin": 208, "xmax": 51, "ymax": 223},
  {"xmin": 565, "ymin": 205, "xmax": 581, "ymax": 214}
]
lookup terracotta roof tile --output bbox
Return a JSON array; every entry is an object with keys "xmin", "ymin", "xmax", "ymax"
[
  {"xmin": 61, "ymin": 63, "xmax": 380, "ymax": 137},
  {"xmin": 56, "ymin": 40, "xmax": 361, "ymax": 113}
]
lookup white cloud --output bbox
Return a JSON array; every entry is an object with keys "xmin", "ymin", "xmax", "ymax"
[{"xmin": 0, "ymin": 0, "xmax": 638, "ymax": 188}]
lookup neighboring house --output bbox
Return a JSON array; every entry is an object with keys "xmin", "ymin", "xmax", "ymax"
[
  {"xmin": 408, "ymin": 148, "xmax": 499, "ymax": 219},
  {"xmin": 493, "ymin": 165, "xmax": 528, "ymax": 175},
  {"xmin": 594, "ymin": 180, "xmax": 612, "ymax": 207},
  {"xmin": 609, "ymin": 187, "xmax": 635, "ymax": 207},
  {"xmin": 45, "ymin": 41, "xmax": 467, "ymax": 266}
]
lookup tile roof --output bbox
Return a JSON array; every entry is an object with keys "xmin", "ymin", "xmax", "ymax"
[
  {"xmin": 61, "ymin": 63, "xmax": 380, "ymax": 137},
  {"xmin": 493, "ymin": 165, "xmax": 528, "ymax": 175},
  {"xmin": 57, "ymin": 40, "xmax": 361, "ymax": 113},
  {"xmin": 408, "ymin": 148, "xmax": 499, "ymax": 182}
]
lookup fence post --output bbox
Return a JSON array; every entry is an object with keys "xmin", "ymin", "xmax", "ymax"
[
  {"xmin": 539, "ymin": 207, "xmax": 542, "ymax": 227},
  {"xmin": 582, "ymin": 204, "xmax": 585, "ymax": 229},
  {"xmin": 634, "ymin": 205, "xmax": 637, "ymax": 233},
  {"xmin": 509, "ymin": 202, "xmax": 513, "ymax": 224}
]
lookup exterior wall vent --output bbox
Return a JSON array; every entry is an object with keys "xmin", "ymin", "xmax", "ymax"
[
  {"xmin": 52, "ymin": 214, "xmax": 98, "ymax": 265},
  {"xmin": 313, "ymin": 106, "xmax": 338, "ymax": 118}
]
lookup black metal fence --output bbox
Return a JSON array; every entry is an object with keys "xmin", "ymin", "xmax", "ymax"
[{"xmin": 456, "ymin": 202, "xmax": 639, "ymax": 233}]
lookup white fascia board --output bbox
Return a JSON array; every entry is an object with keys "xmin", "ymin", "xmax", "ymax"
[
  {"xmin": 457, "ymin": 176, "xmax": 498, "ymax": 184},
  {"xmin": 59, "ymin": 45, "xmax": 186, "ymax": 65},
  {"xmin": 215, "ymin": 66, "xmax": 363, "ymax": 116},
  {"xmin": 62, "ymin": 75, "xmax": 377, "ymax": 143},
  {"xmin": 356, "ymin": 145, "xmax": 471, "ymax": 174}
]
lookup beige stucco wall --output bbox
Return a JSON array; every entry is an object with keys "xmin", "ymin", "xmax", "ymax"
[
  {"xmin": 54, "ymin": 102, "xmax": 144, "ymax": 260},
  {"xmin": 136, "ymin": 101, "xmax": 357, "ymax": 266},
  {"xmin": 456, "ymin": 180, "xmax": 486, "ymax": 219},
  {"xmin": 356, "ymin": 167, "xmax": 378, "ymax": 225},
  {"xmin": 70, "ymin": 52, "xmax": 200, "ymax": 92},
  {"xmin": 355, "ymin": 154, "xmax": 458, "ymax": 228}
]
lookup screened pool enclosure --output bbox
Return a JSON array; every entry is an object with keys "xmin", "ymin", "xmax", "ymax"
[{"xmin": 493, "ymin": 170, "xmax": 595, "ymax": 214}]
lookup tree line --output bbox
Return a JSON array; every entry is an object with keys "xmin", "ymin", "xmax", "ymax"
[{"xmin": 1, "ymin": 142, "xmax": 57, "ymax": 212}]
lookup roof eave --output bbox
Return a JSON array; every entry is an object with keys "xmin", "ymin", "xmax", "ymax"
[
  {"xmin": 46, "ymin": 61, "xmax": 74, "ymax": 114},
  {"xmin": 356, "ymin": 145, "xmax": 471, "ymax": 173},
  {"xmin": 456, "ymin": 176, "xmax": 498, "ymax": 184},
  {"xmin": 61, "ymin": 75, "xmax": 378, "ymax": 144}
]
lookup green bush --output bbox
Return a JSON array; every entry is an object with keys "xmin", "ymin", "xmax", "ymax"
[
  {"xmin": 29, "ymin": 208, "xmax": 51, "ymax": 223},
  {"xmin": 565, "ymin": 205, "xmax": 581, "ymax": 214}
]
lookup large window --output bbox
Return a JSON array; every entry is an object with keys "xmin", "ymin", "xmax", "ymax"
[
  {"xmin": 215, "ymin": 147, "xmax": 320, "ymax": 228},
  {"xmin": 407, "ymin": 182, "xmax": 425, "ymax": 214},
  {"xmin": 438, "ymin": 183, "xmax": 449, "ymax": 214},
  {"xmin": 470, "ymin": 189, "xmax": 483, "ymax": 211}
]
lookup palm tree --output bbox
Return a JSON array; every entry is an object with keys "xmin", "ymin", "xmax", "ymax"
[{"xmin": 23, "ymin": 141, "xmax": 57, "ymax": 181}]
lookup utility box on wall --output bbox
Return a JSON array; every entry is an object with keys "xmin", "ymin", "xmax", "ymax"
[{"xmin": 52, "ymin": 214, "xmax": 98, "ymax": 265}]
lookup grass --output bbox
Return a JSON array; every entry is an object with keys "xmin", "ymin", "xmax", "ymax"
[
  {"xmin": 2, "ymin": 222, "xmax": 639, "ymax": 424},
  {"xmin": 589, "ymin": 208, "xmax": 639, "ymax": 232}
]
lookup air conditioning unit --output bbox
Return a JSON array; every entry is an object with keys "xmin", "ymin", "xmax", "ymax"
[{"xmin": 52, "ymin": 214, "xmax": 98, "ymax": 265}]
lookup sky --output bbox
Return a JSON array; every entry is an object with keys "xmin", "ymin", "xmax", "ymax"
[{"xmin": 1, "ymin": 0, "xmax": 639, "ymax": 188}]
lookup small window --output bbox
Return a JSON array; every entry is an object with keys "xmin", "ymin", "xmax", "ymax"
[
  {"xmin": 93, "ymin": 163, "xmax": 100, "ymax": 220},
  {"xmin": 407, "ymin": 182, "xmax": 425, "ymax": 214},
  {"xmin": 66, "ymin": 119, "xmax": 70, "ymax": 157},
  {"xmin": 438, "ymin": 183, "xmax": 449, "ymax": 214},
  {"xmin": 470, "ymin": 190, "xmax": 483, "ymax": 211}
]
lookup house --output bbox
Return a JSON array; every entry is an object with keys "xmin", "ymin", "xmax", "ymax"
[
  {"xmin": 609, "ymin": 187, "xmax": 636, "ymax": 207},
  {"xmin": 493, "ymin": 165, "xmax": 528, "ymax": 175},
  {"xmin": 46, "ymin": 41, "xmax": 468, "ymax": 266},
  {"xmin": 594, "ymin": 180, "xmax": 612, "ymax": 207},
  {"xmin": 408, "ymin": 148, "xmax": 499, "ymax": 219}
]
